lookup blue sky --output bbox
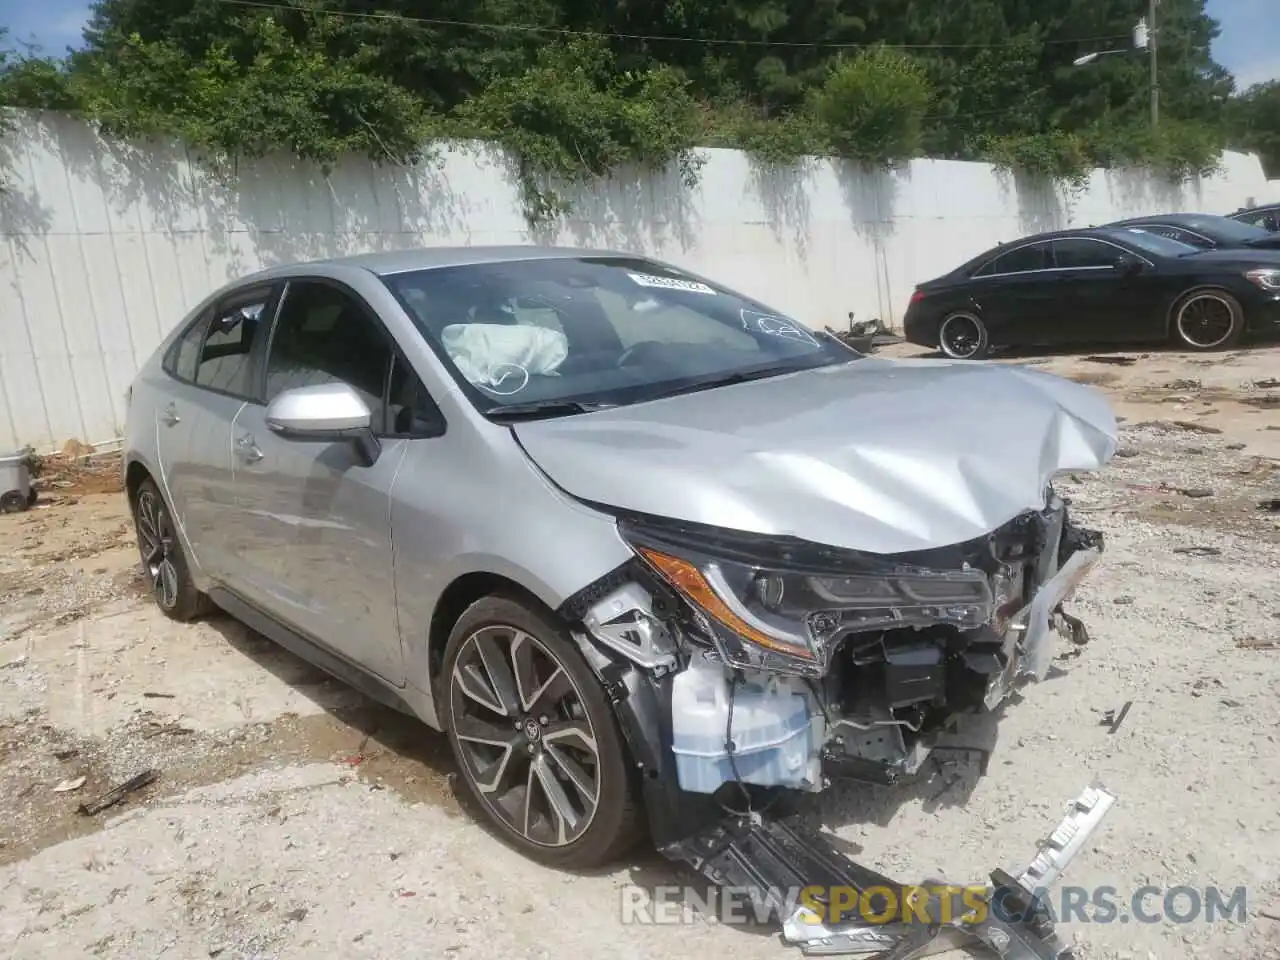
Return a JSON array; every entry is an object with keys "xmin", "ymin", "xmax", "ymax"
[{"xmin": 1, "ymin": 0, "xmax": 1278, "ymax": 89}]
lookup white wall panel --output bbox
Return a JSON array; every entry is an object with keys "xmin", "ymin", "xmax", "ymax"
[{"xmin": 0, "ymin": 109, "xmax": 1275, "ymax": 451}]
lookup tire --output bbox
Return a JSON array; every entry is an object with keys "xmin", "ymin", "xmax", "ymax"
[
  {"xmin": 1, "ymin": 490, "xmax": 26, "ymax": 513},
  {"xmin": 1170, "ymin": 289, "xmax": 1244, "ymax": 351},
  {"xmin": 131, "ymin": 478, "xmax": 212, "ymax": 622},
  {"xmin": 441, "ymin": 594, "xmax": 640, "ymax": 869},
  {"xmin": 937, "ymin": 311, "xmax": 991, "ymax": 360}
]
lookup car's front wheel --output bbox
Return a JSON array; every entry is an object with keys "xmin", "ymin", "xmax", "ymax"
[
  {"xmin": 938, "ymin": 311, "xmax": 990, "ymax": 360},
  {"xmin": 1171, "ymin": 289, "xmax": 1244, "ymax": 351},
  {"xmin": 441, "ymin": 594, "xmax": 639, "ymax": 868},
  {"xmin": 132, "ymin": 478, "xmax": 212, "ymax": 622}
]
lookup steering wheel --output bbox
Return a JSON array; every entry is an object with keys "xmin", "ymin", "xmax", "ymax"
[{"xmin": 616, "ymin": 340, "xmax": 666, "ymax": 368}]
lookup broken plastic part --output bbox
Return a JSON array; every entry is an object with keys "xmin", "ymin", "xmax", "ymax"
[
  {"xmin": 1017, "ymin": 546, "xmax": 1102, "ymax": 682},
  {"xmin": 581, "ymin": 581, "xmax": 678, "ymax": 671},
  {"xmin": 1017, "ymin": 785, "xmax": 1116, "ymax": 892},
  {"xmin": 663, "ymin": 783, "xmax": 1115, "ymax": 960}
]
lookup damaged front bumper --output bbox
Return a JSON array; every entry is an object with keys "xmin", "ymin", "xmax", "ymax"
[
  {"xmin": 560, "ymin": 494, "xmax": 1111, "ymax": 958},
  {"xmin": 568, "ymin": 492, "xmax": 1104, "ymax": 799}
]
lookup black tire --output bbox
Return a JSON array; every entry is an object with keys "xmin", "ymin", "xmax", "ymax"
[
  {"xmin": 441, "ymin": 594, "xmax": 639, "ymax": 869},
  {"xmin": 131, "ymin": 478, "xmax": 212, "ymax": 622},
  {"xmin": 1170, "ymin": 289, "xmax": 1244, "ymax": 351},
  {"xmin": 937, "ymin": 311, "xmax": 991, "ymax": 360},
  {"xmin": 0, "ymin": 490, "xmax": 26, "ymax": 514}
]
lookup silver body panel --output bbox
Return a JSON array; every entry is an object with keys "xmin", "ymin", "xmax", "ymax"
[
  {"xmin": 513, "ymin": 357, "xmax": 1116, "ymax": 555},
  {"xmin": 123, "ymin": 246, "xmax": 1114, "ymax": 736}
]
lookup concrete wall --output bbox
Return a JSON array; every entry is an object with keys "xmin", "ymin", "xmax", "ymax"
[{"xmin": 1, "ymin": 109, "xmax": 1276, "ymax": 452}]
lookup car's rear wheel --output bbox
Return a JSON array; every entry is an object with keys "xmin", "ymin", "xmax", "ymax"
[
  {"xmin": 938, "ymin": 311, "xmax": 990, "ymax": 360},
  {"xmin": 441, "ymin": 595, "xmax": 639, "ymax": 869},
  {"xmin": 1171, "ymin": 290, "xmax": 1244, "ymax": 351},
  {"xmin": 132, "ymin": 478, "xmax": 212, "ymax": 622}
]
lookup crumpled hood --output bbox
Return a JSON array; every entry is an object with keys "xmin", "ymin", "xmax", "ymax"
[{"xmin": 513, "ymin": 358, "xmax": 1117, "ymax": 555}]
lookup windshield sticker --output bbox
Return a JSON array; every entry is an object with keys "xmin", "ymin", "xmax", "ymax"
[
  {"xmin": 477, "ymin": 363, "xmax": 530, "ymax": 396},
  {"xmin": 741, "ymin": 309, "xmax": 819, "ymax": 346},
  {"xmin": 626, "ymin": 272, "xmax": 716, "ymax": 295}
]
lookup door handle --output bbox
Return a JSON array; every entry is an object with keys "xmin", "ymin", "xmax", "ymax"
[
  {"xmin": 234, "ymin": 435, "xmax": 263, "ymax": 464},
  {"xmin": 160, "ymin": 403, "xmax": 180, "ymax": 427}
]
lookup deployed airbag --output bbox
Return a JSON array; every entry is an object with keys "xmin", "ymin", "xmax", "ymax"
[{"xmin": 441, "ymin": 323, "xmax": 568, "ymax": 389}]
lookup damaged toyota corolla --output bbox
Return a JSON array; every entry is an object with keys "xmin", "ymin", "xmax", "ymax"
[{"xmin": 125, "ymin": 247, "xmax": 1117, "ymax": 958}]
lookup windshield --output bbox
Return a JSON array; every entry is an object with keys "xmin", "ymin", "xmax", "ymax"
[
  {"xmin": 1104, "ymin": 227, "xmax": 1199, "ymax": 258},
  {"xmin": 383, "ymin": 256, "xmax": 855, "ymax": 416}
]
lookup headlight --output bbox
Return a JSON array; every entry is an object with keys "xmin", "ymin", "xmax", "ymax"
[
  {"xmin": 1245, "ymin": 268, "xmax": 1280, "ymax": 291},
  {"xmin": 632, "ymin": 541, "xmax": 995, "ymax": 676}
]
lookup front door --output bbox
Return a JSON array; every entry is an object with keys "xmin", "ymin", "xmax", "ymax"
[
  {"xmin": 227, "ymin": 279, "xmax": 408, "ymax": 683},
  {"xmin": 1049, "ymin": 239, "xmax": 1164, "ymax": 343}
]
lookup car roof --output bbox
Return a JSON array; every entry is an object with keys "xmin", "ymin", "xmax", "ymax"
[
  {"xmin": 243, "ymin": 245, "xmax": 635, "ymax": 281},
  {"xmin": 1232, "ymin": 202, "xmax": 1280, "ymax": 215},
  {"xmin": 1106, "ymin": 212, "xmax": 1219, "ymax": 228}
]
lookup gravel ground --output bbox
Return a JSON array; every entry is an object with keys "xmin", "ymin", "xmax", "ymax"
[{"xmin": 1, "ymin": 346, "xmax": 1279, "ymax": 960}]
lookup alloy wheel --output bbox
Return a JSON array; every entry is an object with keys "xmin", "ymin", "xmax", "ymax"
[
  {"xmin": 135, "ymin": 489, "xmax": 179, "ymax": 610},
  {"xmin": 449, "ymin": 625, "xmax": 601, "ymax": 848},
  {"xmin": 940, "ymin": 313, "xmax": 984, "ymax": 359},
  {"xmin": 1176, "ymin": 294, "xmax": 1235, "ymax": 349}
]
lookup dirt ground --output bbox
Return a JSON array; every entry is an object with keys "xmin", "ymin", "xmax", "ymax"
[{"xmin": 2, "ymin": 345, "xmax": 1280, "ymax": 960}]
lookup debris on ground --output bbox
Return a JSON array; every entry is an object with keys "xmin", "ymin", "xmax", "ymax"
[
  {"xmin": 78, "ymin": 768, "xmax": 159, "ymax": 816},
  {"xmin": 1172, "ymin": 545, "xmax": 1222, "ymax": 556},
  {"xmin": 52, "ymin": 775, "xmax": 87, "ymax": 793},
  {"xmin": 1132, "ymin": 420, "xmax": 1223, "ymax": 434},
  {"xmin": 1083, "ymin": 355, "xmax": 1137, "ymax": 365},
  {"xmin": 1101, "ymin": 701, "xmax": 1133, "ymax": 734},
  {"xmin": 1236, "ymin": 636, "xmax": 1280, "ymax": 651}
]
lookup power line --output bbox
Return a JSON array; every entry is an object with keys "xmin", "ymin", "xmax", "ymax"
[{"xmin": 211, "ymin": 0, "xmax": 1131, "ymax": 51}]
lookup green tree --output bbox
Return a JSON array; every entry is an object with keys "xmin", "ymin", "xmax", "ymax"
[
  {"xmin": 1228, "ymin": 80, "xmax": 1280, "ymax": 177},
  {"xmin": 808, "ymin": 47, "xmax": 931, "ymax": 165}
]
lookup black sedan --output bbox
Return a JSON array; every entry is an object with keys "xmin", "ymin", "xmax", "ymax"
[
  {"xmin": 1105, "ymin": 212, "xmax": 1280, "ymax": 250},
  {"xmin": 1229, "ymin": 203, "xmax": 1280, "ymax": 233},
  {"xmin": 903, "ymin": 226, "xmax": 1280, "ymax": 359}
]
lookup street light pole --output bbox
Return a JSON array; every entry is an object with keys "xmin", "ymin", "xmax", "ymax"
[{"xmin": 1149, "ymin": 0, "xmax": 1159, "ymax": 128}]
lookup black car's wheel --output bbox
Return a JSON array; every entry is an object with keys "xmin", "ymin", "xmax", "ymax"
[
  {"xmin": 132, "ymin": 478, "xmax": 212, "ymax": 621},
  {"xmin": 1171, "ymin": 290, "xmax": 1244, "ymax": 351},
  {"xmin": 442, "ymin": 595, "xmax": 639, "ymax": 869},
  {"xmin": 938, "ymin": 311, "xmax": 990, "ymax": 360}
]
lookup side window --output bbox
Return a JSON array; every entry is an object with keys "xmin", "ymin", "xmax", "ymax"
[
  {"xmin": 991, "ymin": 243, "xmax": 1052, "ymax": 275},
  {"xmin": 387, "ymin": 354, "xmax": 445, "ymax": 437},
  {"xmin": 194, "ymin": 290, "xmax": 273, "ymax": 396},
  {"xmin": 265, "ymin": 281, "xmax": 395, "ymax": 435},
  {"xmin": 1138, "ymin": 225, "xmax": 1207, "ymax": 248},
  {"xmin": 1053, "ymin": 239, "xmax": 1121, "ymax": 269},
  {"xmin": 166, "ymin": 311, "xmax": 211, "ymax": 382}
]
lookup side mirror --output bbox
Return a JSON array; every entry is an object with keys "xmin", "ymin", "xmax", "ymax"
[{"xmin": 265, "ymin": 382, "xmax": 381, "ymax": 467}]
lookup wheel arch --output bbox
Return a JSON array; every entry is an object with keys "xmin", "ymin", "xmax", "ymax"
[{"xmin": 425, "ymin": 569, "xmax": 560, "ymax": 699}]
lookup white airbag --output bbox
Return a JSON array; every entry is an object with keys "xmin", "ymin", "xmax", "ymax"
[{"xmin": 441, "ymin": 323, "xmax": 568, "ymax": 389}]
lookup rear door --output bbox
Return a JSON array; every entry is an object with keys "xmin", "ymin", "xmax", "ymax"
[
  {"xmin": 966, "ymin": 241, "xmax": 1068, "ymax": 345},
  {"xmin": 227, "ymin": 278, "xmax": 434, "ymax": 683},
  {"xmin": 1049, "ymin": 238, "xmax": 1164, "ymax": 343},
  {"xmin": 157, "ymin": 284, "xmax": 279, "ymax": 584}
]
